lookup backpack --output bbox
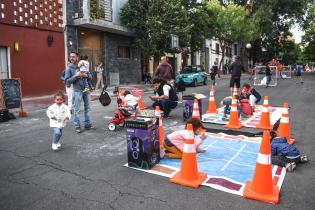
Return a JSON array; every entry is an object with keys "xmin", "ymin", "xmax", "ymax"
[
  {"xmin": 168, "ymin": 84, "xmax": 178, "ymax": 101},
  {"xmin": 99, "ymin": 86, "xmax": 111, "ymax": 106},
  {"xmin": 176, "ymin": 77, "xmax": 186, "ymax": 92},
  {"xmin": 60, "ymin": 70, "xmax": 66, "ymax": 82}
]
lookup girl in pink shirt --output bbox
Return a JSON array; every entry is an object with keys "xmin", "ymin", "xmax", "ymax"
[{"xmin": 163, "ymin": 118, "xmax": 206, "ymax": 159}]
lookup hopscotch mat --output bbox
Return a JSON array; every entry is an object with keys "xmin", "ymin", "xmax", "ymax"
[
  {"xmin": 202, "ymin": 105, "xmax": 285, "ymax": 128},
  {"xmin": 124, "ymin": 132, "xmax": 286, "ymax": 196}
]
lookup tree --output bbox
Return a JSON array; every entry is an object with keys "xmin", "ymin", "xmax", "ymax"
[
  {"xmin": 301, "ymin": 2, "xmax": 315, "ymax": 64},
  {"xmin": 205, "ymin": 0, "xmax": 258, "ymax": 74},
  {"xmin": 120, "ymin": 0, "xmax": 190, "ymax": 66}
]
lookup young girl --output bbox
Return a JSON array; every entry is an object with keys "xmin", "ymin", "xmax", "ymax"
[
  {"xmin": 78, "ymin": 55, "xmax": 92, "ymax": 92},
  {"xmin": 46, "ymin": 91, "xmax": 71, "ymax": 151},
  {"xmin": 163, "ymin": 118, "xmax": 206, "ymax": 159}
]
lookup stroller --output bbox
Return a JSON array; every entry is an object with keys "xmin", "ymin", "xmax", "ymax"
[{"xmin": 108, "ymin": 86, "xmax": 138, "ymax": 131}]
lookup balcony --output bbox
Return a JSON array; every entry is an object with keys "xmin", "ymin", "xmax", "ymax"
[{"xmin": 73, "ymin": 0, "xmax": 132, "ymax": 36}]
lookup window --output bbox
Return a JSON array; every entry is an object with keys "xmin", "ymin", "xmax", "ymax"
[
  {"xmin": 234, "ymin": 44, "xmax": 238, "ymax": 56},
  {"xmin": 0, "ymin": 47, "xmax": 10, "ymax": 79},
  {"xmin": 117, "ymin": 46, "xmax": 131, "ymax": 59},
  {"xmin": 215, "ymin": 43, "xmax": 219, "ymax": 54}
]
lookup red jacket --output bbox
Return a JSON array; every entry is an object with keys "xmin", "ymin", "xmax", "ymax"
[{"xmin": 240, "ymin": 99, "xmax": 253, "ymax": 115}]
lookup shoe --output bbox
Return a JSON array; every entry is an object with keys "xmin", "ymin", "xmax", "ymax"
[
  {"xmin": 84, "ymin": 124, "xmax": 95, "ymax": 130},
  {"xmin": 52, "ymin": 144, "xmax": 58, "ymax": 151},
  {"xmin": 300, "ymin": 155, "xmax": 308, "ymax": 163},
  {"xmin": 75, "ymin": 128, "xmax": 81, "ymax": 133},
  {"xmin": 285, "ymin": 162, "xmax": 296, "ymax": 172},
  {"xmin": 221, "ymin": 116, "xmax": 228, "ymax": 121},
  {"xmin": 83, "ymin": 88, "xmax": 90, "ymax": 93},
  {"xmin": 70, "ymin": 109, "xmax": 73, "ymax": 115},
  {"xmin": 56, "ymin": 142, "xmax": 61, "ymax": 148}
]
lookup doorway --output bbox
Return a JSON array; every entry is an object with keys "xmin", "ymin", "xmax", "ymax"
[{"xmin": 0, "ymin": 47, "xmax": 10, "ymax": 79}]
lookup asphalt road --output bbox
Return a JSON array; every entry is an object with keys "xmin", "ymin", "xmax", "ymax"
[{"xmin": 1, "ymin": 73, "xmax": 315, "ymax": 210}]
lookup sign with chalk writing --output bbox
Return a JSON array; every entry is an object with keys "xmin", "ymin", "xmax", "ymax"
[{"xmin": 1, "ymin": 79, "xmax": 21, "ymax": 109}]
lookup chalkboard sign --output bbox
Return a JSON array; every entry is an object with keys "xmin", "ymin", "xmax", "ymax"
[{"xmin": 1, "ymin": 79, "xmax": 21, "ymax": 109}]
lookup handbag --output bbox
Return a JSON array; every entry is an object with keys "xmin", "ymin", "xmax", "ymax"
[{"xmin": 99, "ymin": 86, "xmax": 111, "ymax": 106}]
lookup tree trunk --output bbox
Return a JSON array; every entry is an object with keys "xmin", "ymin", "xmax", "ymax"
[{"xmin": 219, "ymin": 41, "xmax": 225, "ymax": 78}]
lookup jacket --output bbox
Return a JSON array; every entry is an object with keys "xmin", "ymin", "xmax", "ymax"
[
  {"xmin": 65, "ymin": 64, "xmax": 92, "ymax": 92},
  {"xmin": 155, "ymin": 63, "xmax": 173, "ymax": 81},
  {"xmin": 271, "ymin": 137, "xmax": 300, "ymax": 157},
  {"xmin": 230, "ymin": 62, "xmax": 245, "ymax": 77},
  {"xmin": 240, "ymin": 99, "xmax": 253, "ymax": 115},
  {"xmin": 47, "ymin": 103, "xmax": 71, "ymax": 128}
]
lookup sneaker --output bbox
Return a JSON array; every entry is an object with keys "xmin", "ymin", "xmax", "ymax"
[
  {"xmin": 52, "ymin": 144, "xmax": 58, "ymax": 151},
  {"xmin": 300, "ymin": 155, "xmax": 309, "ymax": 163},
  {"xmin": 56, "ymin": 142, "xmax": 61, "ymax": 148},
  {"xmin": 84, "ymin": 124, "xmax": 95, "ymax": 130},
  {"xmin": 221, "ymin": 116, "xmax": 228, "ymax": 121},
  {"xmin": 285, "ymin": 162, "xmax": 296, "ymax": 172},
  {"xmin": 75, "ymin": 128, "xmax": 81, "ymax": 133}
]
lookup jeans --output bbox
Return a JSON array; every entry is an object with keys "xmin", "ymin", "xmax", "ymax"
[
  {"xmin": 52, "ymin": 127, "xmax": 62, "ymax": 144},
  {"xmin": 152, "ymin": 99, "xmax": 177, "ymax": 117},
  {"xmin": 73, "ymin": 91, "xmax": 91, "ymax": 129}
]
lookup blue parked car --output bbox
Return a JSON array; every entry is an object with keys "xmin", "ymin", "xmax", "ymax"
[{"xmin": 175, "ymin": 65, "xmax": 208, "ymax": 87}]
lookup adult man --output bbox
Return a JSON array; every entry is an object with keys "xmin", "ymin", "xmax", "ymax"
[
  {"xmin": 210, "ymin": 61, "xmax": 219, "ymax": 86},
  {"xmin": 150, "ymin": 78, "xmax": 178, "ymax": 118},
  {"xmin": 229, "ymin": 56, "xmax": 245, "ymax": 96},
  {"xmin": 65, "ymin": 52, "xmax": 93, "ymax": 133},
  {"xmin": 155, "ymin": 56, "xmax": 173, "ymax": 82}
]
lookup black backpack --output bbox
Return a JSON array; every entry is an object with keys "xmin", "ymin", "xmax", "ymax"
[
  {"xmin": 99, "ymin": 86, "xmax": 111, "ymax": 106},
  {"xmin": 168, "ymin": 85, "xmax": 178, "ymax": 101}
]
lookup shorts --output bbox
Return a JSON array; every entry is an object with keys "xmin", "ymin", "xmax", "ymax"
[
  {"xmin": 230, "ymin": 77, "xmax": 240, "ymax": 88},
  {"xmin": 296, "ymin": 72, "xmax": 301, "ymax": 77}
]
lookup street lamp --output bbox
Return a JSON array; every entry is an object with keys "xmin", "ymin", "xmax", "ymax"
[{"xmin": 246, "ymin": 43, "xmax": 252, "ymax": 68}]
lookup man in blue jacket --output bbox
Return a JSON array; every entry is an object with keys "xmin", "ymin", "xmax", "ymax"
[
  {"xmin": 271, "ymin": 136, "xmax": 308, "ymax": 172},
  {"xmin": 65, "ymin": 52, "xmax": 93, "ymax": 133}
]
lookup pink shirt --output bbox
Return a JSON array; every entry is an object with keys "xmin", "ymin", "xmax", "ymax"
[{"xmin": 167, "ymin": 130, "xmax": 203, "ymax": 152}]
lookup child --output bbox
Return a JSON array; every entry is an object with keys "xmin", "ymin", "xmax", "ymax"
[
  {"xmin": 124, "ymin": 90, "xmax": 138, "ymax": 109},
  {"xmin": 220, "ymin": 95, "xmax": 241, "ymax": 121},
  {"xmin": 210, "ymin": 61, "xmax": 218, "ymax": 86},
  {"xmin": 240, "ymin": 83, "xmax": 261, "ymax": 112},
  {"xmin": 78, "ymin": 55, "xmax": 92, "ymax": 93},
  {"xmin": 271, "ymin": 136, "xmax": 308, "ymax": 172},
  {"xmin": 163, "ymin": 118, "xmax": 206, "ymax": 159},
  {"xmin": 265, "ymin": 63, "xmax": 272, "ymax": 88},
  {"xmin": 239, "ymin": 95, "xmax": 253, "ymax": 117},
  {"xmin": 46, "ymin": 91, "xmax": 71, "ymax": 151}
]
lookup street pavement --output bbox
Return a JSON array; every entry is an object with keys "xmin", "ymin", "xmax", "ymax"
[{"xmin": 1, "ymin": 73, "xmax": 315, "ymax": 209}]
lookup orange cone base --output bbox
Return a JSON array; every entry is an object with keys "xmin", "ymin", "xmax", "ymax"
[
  {"xmin": 206, "ymin": 110, "xmax": 218, "ymax": 114},
  {"xmin": 170, "ymin": 171, "xmax": 207, "ymax": 189},
  {"xmin": 139, "ymin": 106, "xmax": 148, "ymax": 110},
  {"xmin": 224, "ymin": 123, "xmax": 244, "ymax": 129},
  {"xmin": 243, "ymin": 181, "xmax": 279, "ymax": 204},
  {"xmin": 287, "ymin": 138, "xmax": 295, "ymax": 145},
  {"xmin": 256, "ymin": 124, "xmax": 273, "ymax": 130},
  {"xmin": 19, "ymin": 111, "xmax": 28, "ymax": 117}
]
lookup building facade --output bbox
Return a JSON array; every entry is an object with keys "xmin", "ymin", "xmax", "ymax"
[
  {"xmin": 64, "ymin": 0, "xmax": 141, "ymax": 86},
  {"xmin": 0, "ymin": 0, "xmax": 65, "ymax": 96}
]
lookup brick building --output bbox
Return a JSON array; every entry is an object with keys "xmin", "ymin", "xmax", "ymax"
[{"xmin": 0, "ymin": 0, "xmax": 65, "ymax": 96}]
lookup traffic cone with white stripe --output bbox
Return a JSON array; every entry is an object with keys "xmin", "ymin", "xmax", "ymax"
[
  {"xmin": 224, "ymin": 96, "xmax": 243, "ymax": 129},
  {"xmin": 170, "ymin": 123, "xmax": 207, "ymax": 188},
  {"xmin": 155, "ymin": 106, "xmax": 165, "ymax": 147},
  {"xmin": 243, "ymin": 130, "xmax": 279, "ymax": 204},
  {"xmin": 277, "ymin": 103, "xmax": 295, "ymax": 144},
  {"xmin": 206, "ymin": 85, "xmax": 218, "ymax": 114},
  {"xmin": 256, "ymin": 96, "xmax": 273, "ymax": 130},
  {"xmin": 232, "ymin": 84, "xmax": 238, "ymax": 97},
  {"xmin": 192, "ymin": 99, "xmax": 201, "ymax": 120}
]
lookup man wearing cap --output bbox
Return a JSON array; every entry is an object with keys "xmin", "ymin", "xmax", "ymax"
[{"xmin": 229, "ymin": 56, "xmax": 246, "ymax": 96}]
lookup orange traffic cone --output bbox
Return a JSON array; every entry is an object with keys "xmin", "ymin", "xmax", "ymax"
[
  {"xmin": 192, "ymin": 99, "xmax": 201, "ymax": 120},
  {"xmin": 137, "ymin": 95, "xmax": 147, "ymax": 110},
  {"xmin": 170, "ymin": 123, "xmax": 207, "ymax": 188},
  {"xmin": 155, "ymin": 106, "xmax": 165, "ymax": 147},
  {"xmin": 232, "ymin": 84, "xmax": 238, "ymax": 97},
  {"xmin": 277, "ymin": 103, "xmax": 295, "ymax": 144},
  {"xmin": 206, "ymin": 86, "xmax": 218, "ymax": 114},
  {"xmin": 224, "ymin": 96, "xmax": 243, "ymax": 129},
  {"xmin": 256, "ymin": 96, "xmax": 273, "ymax": 130},
  {"xmin": 243, "ymin": 130, "xmax": 279, "ymax": 204}
]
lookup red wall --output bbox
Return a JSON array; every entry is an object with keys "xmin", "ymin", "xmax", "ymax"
[{"xmin": 0, "ymin": 24, "xmax": 65, "ymax": 97}]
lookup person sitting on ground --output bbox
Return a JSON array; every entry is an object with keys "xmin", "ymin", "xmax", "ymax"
[
  {"xmin": 270, "ymin": 132, "xmax": 309, "ymax": 172},
  {"xmin": 240, "ymin": 83, "xmax": 261, "ymax": 112},
  {"xmin": 150, "ymin": 78, "xmax": 178, "ymax": 118},
  {"xmin": 239, "ymin": 95, "xmax": 253, "ymax": 117},
  {"xmin": 124, "ymin": 90, "xmax": 138, "ymax": 110},
  {"xmin": 163, "ymin": 118, "xmax": 206, "ymax": 159},
  {"xmin": 220, "ymin": 95, "xmax": 241, "ymax": 121}
]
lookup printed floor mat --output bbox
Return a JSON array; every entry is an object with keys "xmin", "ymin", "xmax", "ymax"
[
  {"xmin": 124, "ymin": 132, "xmax": 286, "ymax": 196},
  {"xmin": 202, "ymin": 105, "xmax": 285, "ymax": 128}
]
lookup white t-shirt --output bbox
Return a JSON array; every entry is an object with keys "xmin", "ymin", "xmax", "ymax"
[
  {"xmin": 78, "ymin": 60, "xmax": 89, "ymax": 72},
  {"xmin": 124, "ymin": 94, "xmax": 138, "ymax": 107},
  {"xmin": 155, "ymin": 84, "xmax": 171, "ymax": 97}
]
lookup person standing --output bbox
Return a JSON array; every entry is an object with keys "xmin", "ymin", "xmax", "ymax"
[
  {"xmin": 154, "ymin": 56, "xmax": 173, "ymax": 83},
  {"xmin": 295, "ymin": 64, "xmax": 303, "ymax": 83},
  {"xmin": 46, "ymin": 91, "xmax": 71, "ymax": 151},
  {"xmin": 210, "ymin": 61, "xmax": 219, "ymax": 86},
  {"xmin": 95, "ymin": 62, "xmax": 104, "ymax": 90},
  {"xmin": 65, "ymin": 52, "xmax": 94, "ymax": 133},
  {"xmin": 277, "ymin": 62, "xmax": 284, "ymax": 80},
  {"xmin": 265, "ymin": 63, "xmax": 272, "ymax": 88},
  {"xmin": 229, "ymin": 56, "xmax": 245, "ymax": 96}
]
